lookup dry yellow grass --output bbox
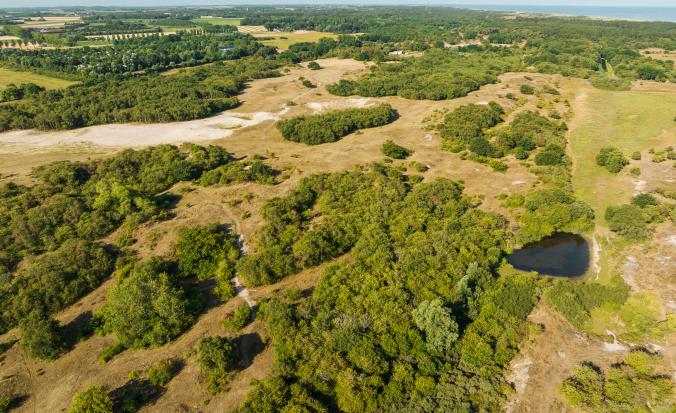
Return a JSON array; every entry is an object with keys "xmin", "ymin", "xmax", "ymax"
[{"xmin": 0, "ymin": 67, "xmax": 75, "ymax": 90}]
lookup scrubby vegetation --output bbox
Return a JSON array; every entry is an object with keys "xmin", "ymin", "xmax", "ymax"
[
  {"xmin": 276, "ymin": 104, "xmax": 398, "ymax": 144},
  {"xmin": 223, "ymin": 303, "xmax": 252, "ymax": 331},
  {"xmin": 561, "ymin": 350, "xmax": 675, "ymax": 412},
  {"xmin": 605, "ymin": 193, "xmax": 674, "ymax": 240},
  {"xmin": 68, "ymin": 385, "xmax": 113, "ymax": 413},
  {"xmin": 328, "ymin": 49, "xmax": 521, "ymax": 99},
  {"xmin": 237, "ymin": 165, "xmax": 540, "ymax": 411}
]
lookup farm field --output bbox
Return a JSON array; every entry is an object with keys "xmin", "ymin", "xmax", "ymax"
[
  {"xmin": 254, "ymin": 30, "xmax": 339, "ymax": 50},
  {"xmin": 192, "ymin": 17, "xmax": 242, "ymax": 26},
  {"xmin": 0, "ymin": 67, "xmax": 75, "ymax": 90}
]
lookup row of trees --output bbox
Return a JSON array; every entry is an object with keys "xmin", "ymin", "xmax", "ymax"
[
  {"xmin": 0, "ymin": 32, "xmax": 264, "ymax": 79},
  {"xmin": 276, "ymin": 104, "xmax": 398, "ymax": 145}
]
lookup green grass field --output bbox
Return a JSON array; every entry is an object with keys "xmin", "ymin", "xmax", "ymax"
[
  {"xmin": 0, "ymin": 68, "xmax": 75, "ymax": 90},
  {"xmin": 258, "ymin": 31, "xmax": 338, "ymax": 51},
  {"xmin": 191, "ymin": 17, "xmax": 242, "ymax": 26},
  {"xmin": 570, "ymin": 88, "xmax": 676, "ymax": 223}
]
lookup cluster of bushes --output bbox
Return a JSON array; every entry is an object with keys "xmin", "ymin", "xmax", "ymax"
[
  {"xmin": 327, "ymin": 48, "xmax": 521, "ymax": 100},
  {"xmin": 0, "ymin": 144, "xmax": 252, "ymax": 359},
  {"xmin": 605, "ymin": 193, "xmax": 674, "ymax": 240},
  {"xmin": 438, "ymin": 102, "xmax": 504, "ymax": 154},
  {"xmin": 240, "ymin": 167, "xmax": 540, "ymax": 412},
  {"xmin": 438, "ymin": 103, "xmax": 569, "ymax": 166},
  {"xmin": 0, "ymin": 82, "xmax": 44, "ymax": 102},
  {"xmin": 96, "ymin": 224, "xmax": 241, "ymax": 350},
  {"xmin": 561, "ymin": 350, "xmax": 675, "ymax": 412},
  {"xmin": 516, "ymin": 188, "xmax": 595, "ymax": 244},
  {"xmin": 596, "ymin": 146, "xmax": 629, "ymax": 173},
  {"xmin": 545, "ymin": 276, "xmax": 629, "ymax": 328},
  {"xmin": 276, "ymin": 104, "xmax": 398, "ymax": 145},
  {"xmin": 197, "ymin": 160, "xmax": 278, "ymax": 186},
  {"xmin": 0, "ymin": 58, "xmax": 281, "ymax": 132}
]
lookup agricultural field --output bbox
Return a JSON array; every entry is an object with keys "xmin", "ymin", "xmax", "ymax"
[
  {"xmin": 192, "ymin": 17, "xmax": 242, "ymax": 26},
  {"xmin": 254, "ymin": 30, "xmax": 339, "ymax": 50},
  {"xmin": 0, "ymin": 67, "xmax": 75, "ymax": 90}
]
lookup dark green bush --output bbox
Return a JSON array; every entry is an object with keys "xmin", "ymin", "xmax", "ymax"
[
  {"xmin": 605, "ymin": 204, "xmax": 651, "ymax": 240},
  {"xmin": 382, "ymin": 140, "xmax": 413, "ymax": 159},
  {"xmin": 176, "ymin": 224, "xmax": 240, "ymax": 281},
  {"xmin": 19, "ymin": 310, "xmax": 64, "ymax": 360},
  {"xmin": 197, "ymin": 336, "xmax": 238, "ymax": 393},
  {"xmin": 596, "ymin": 147, "xmax": 629, "ymax": 173},
  {"xmin": 307, "ymin": 61, "xmax": 321, "ymax": 70},
  {"xmin": 520, "ymin": 84, "xmax": 535, "ymax": 95}
]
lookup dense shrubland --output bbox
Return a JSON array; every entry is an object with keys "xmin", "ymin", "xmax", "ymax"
[
  {"xmin": 239, "ymin": 165, "xmax": 540, "ymax": 412},
  {"xmin": 276, "ymin": 104, "xmax": 398, "ymax": 145},
  {"xmin": 561, "ymin": 350, "xmax": 675, "ymax": 412},
  {"xmin": 0, "ymin": 58, "xmax": 281, "ymax": 131},
  {"xmin": 0, "ymin": 143, "xmax": 268, "ymax": 337},
  {"xmin": 328, "ymin": 49, "xmax": 521, "ymax": 100}
]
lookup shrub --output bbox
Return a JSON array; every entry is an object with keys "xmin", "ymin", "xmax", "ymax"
[
  {"xmin": 98, "ymin": 342, "xmax": 125, "ymax": 364},
  {"xmin": 147, "ymin": 358, "xmax": 180, "ymax": 386},
  {"xmin": 520, "ymin": 84, "xmax": 535, "ymax": 95},
  {"xmin": 68, "ymin": 385, "xmax": 113, "ymax": 413},
  {"xmin": 605, "ymin": 204, "xmax": 651, "ymax": 240},
  {"xmin": 307, "ymin": 61, "xmax": 321, "ymax": 70},
  {"xmin": 631, "ymin": 151, "xmax": 641, "ymax": 160},
  {"xmin": 99, "ymin": 258, "xmax": 194, "ymax": 348},
  {"xmin": 631, "ymin": 193, "xmax": 658, "ymax": 208},
  {"xmin": 382, "ymin": 140, "xmax": 413, "ymax": 159},
  {"xmin": 19, "ymin": 310, "xmax": 63, "ymax": 361},
  {"xmin": 197, "ymin": 336, "xmax": 238, "ymax": 393},
  {"xmin": 596, "ymin": 147, "xmax": 628, "ymax": 173},
  {"xmin": 223, "ymin": 303, "xmax": 252, "ymax": 331},
  {"xmin": 629, "ymin": 167, "xmax": 641, "ymax": 176},
  {"xmin": 276, "ymin": 104, "xmax": 398, "ymax": 145},
  {"xmin": 176, "ymin": 225, "xmax": 240, "ymax": 281},
  {"xmin": 534, "ymin": 144, "xmax": 567, "ymax": 166}
]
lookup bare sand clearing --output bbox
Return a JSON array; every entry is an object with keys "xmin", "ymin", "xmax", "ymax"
[
  {"xmin": 305, "ymin": 97, "xmax": 375, "ymax": 113},
  {"xmin": 0, "ymin": 109, "xmax": 288, "ymax": 153}
]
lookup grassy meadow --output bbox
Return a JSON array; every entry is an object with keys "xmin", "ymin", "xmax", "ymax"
[{"xmin": 0, "ymin": 68, "xmax": 75, "ymax": 90}]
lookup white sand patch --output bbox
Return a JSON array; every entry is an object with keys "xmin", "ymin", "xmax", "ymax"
[
  {"xmin": 621, "ymin": 256, "xmax": 639, "ymax": 291},
  {"xmin": 424, "ymin": 133, "xmax": 433, "ymax": 142},
  {"xmin": 508, "ymin": 357, "xmax": 533, "ymax": 395},
  {"xmin": 0, "ymin": 108, "xmax": 288, "ymax": 153},
  {"xmin": 591, "ymin": 235, "xmax": 601, "ymax": 279},
  {"xmin": 233, "ymin": 234, "xmax": 255, "ymax": 308},
  {"xmin": 665, "ymin": 235, "xmax": 676, "ymax": 247},
  {"xmin": 477, "ymin": 100, "xmax": 489, "ymax": 105},
  {"xmin": 603, "ymin": 330, "xmax": 628, "ymax": 352},
  {"xmin": 305, "ymin": 98, "xmax": 374, "ymax": 113},
  {"xmin": 633, "ymin": 179, "xmax": 647, "ymax": 193},
  {"xmin": 667, "ymin": 301, "xmax": 676, "ymax": 312},
  {"xmin": 511, "ymin": 180, "xmax": 526, "ymax": 185}
]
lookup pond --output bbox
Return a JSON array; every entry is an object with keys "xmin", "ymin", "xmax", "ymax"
[{"xmin": 507, "ymin": 233, "xmax": 590, "ymax": 278}]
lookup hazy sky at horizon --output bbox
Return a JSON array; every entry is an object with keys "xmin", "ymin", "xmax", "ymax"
[{"xmin": 1, "ymin": 0, "xmax": 675, "ymax": 9}]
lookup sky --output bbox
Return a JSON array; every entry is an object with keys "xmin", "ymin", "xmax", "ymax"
[{"xmin": 1, "ymin": 0, "xmax": 674, "ymax": 8}]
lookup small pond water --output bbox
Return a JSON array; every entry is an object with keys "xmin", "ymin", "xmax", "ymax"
[{"xmin": 507, "ymin": 233, "xmax": 590, "ymax": 278}]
